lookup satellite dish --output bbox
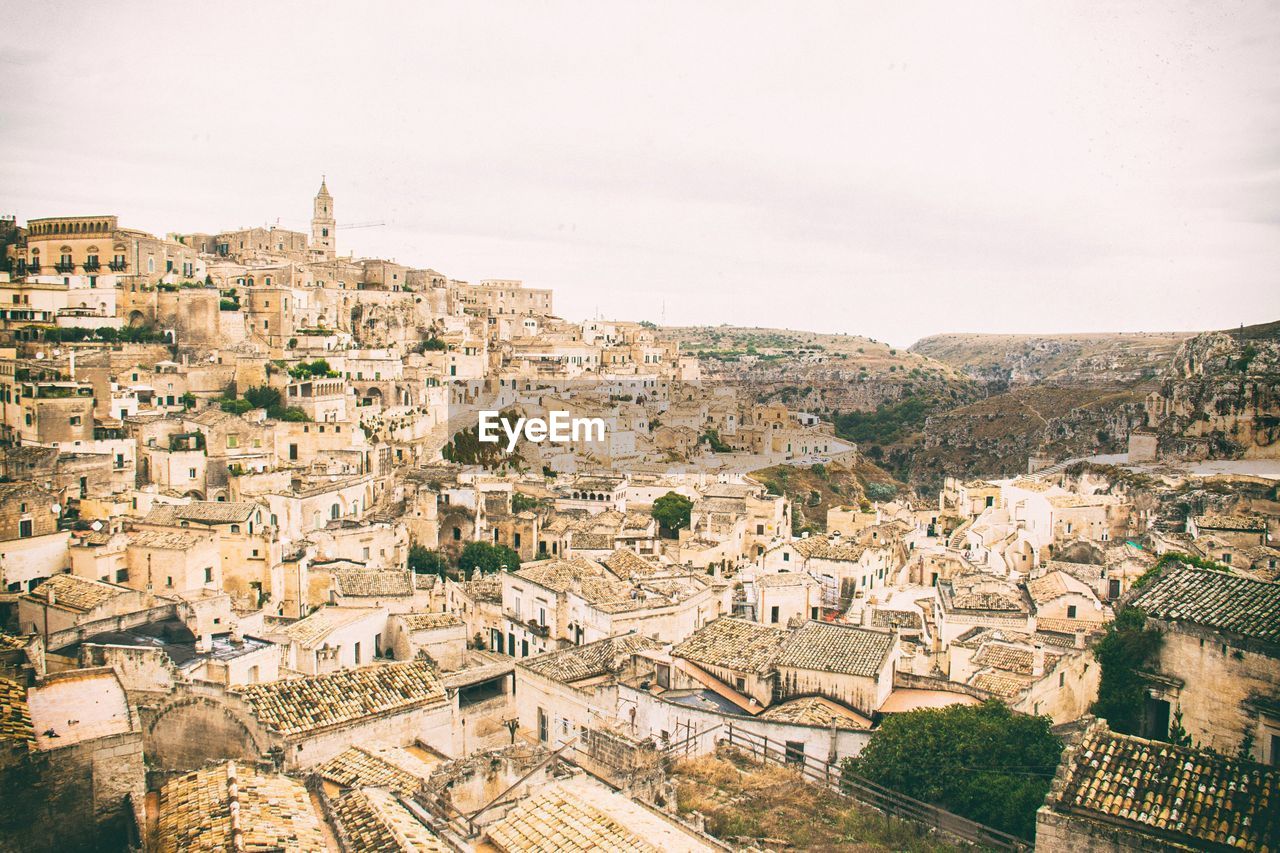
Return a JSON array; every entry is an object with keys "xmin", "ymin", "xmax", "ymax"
[
  {"xmin": 91, "ymin": 521, "xmax": 104, "ymax": 531},
  {"xmin": 50, "ymin": 504, "xmax": 62, "ymax": 515}
]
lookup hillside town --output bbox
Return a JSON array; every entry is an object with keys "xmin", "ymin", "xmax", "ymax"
[{"xmin": 0, "ymin": 184, "xmax": 1277, "ymax": 853}]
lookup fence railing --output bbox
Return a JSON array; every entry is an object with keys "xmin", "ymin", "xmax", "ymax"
[{"xmin": 714, "ymin": 724, "xmax": 1030, "ymax": 852}]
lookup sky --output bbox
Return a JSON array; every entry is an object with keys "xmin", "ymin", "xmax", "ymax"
[{"xmin": 1, "ymin": 1, "xmax": 1278, "ymax": 346}]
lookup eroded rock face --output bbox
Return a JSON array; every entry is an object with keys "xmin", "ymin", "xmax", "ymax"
[{"xmin": 1146, "ymin": 327, "xmax": 1280, "ymax": 458}]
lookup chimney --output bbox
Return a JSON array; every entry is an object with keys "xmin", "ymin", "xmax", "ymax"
[
  {"xmin": 46, "ymin": 586, "xmax": 56, "ymax": 606},
  {"xmin": 1032, "ymin": 643, "xmax": 1045, "ymax": 678}
]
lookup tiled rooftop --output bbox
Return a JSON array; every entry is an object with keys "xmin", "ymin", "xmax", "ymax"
[
  {"xmin": 331, "ymin": 787, "xmax": 446, "ymax": 851},
  {"xmin": 146, "ymin": 500, "xmax": 259, "ymax": 525},
  {"xmin": 127, "ymin": 529, "xmax": 208, "ymax": 551},
  {"xmin": 487, "ymin": 786, "xmax": 656, "ymax": 852},
  {"xmin": 777, "ymin": 622, "xmax": 895, "ymax": 678},
  {"xmin": 1051, "ymin": 721, "xmax": 1280, "ymax": 850},
  {"xmin": 24, "ymin": 573, "xmax": 132, "ymax": 613},
  {"xmin": 397, "ymin": 612, "xmax": 464, "ymax": 631},
  {"xmin": 972, "ymin": 642, "xmax": 1063, "ymax": 675},
  {"xmin": 671, "ymin": 617, "xmax": 787, "ymax": 674},
  {"xmin": 156, "ymin": 761, "xmax": 327, "ymax": 852},
  {"xmin": 790, "ymin": 536, "xmax": 867, "ymax": 561},
  {"xmin": 603, "ymin": 547, "xmax": 662, "ymax": 580},
  {"xmin": 316, "ymin": 744, "xmax": 433, "ymax": 794},
  {"xmin": 759, "ymin": 695, "xmax": 873, "ymax": 729},
  {"xmin": 281, "ymin": 606, "xmax": 383, "ymax": 648},
  {"xmin": 521, "ymin": 633, "xmax": 663, "ymax": 684},
  {"xmin": 334, "ymin": 569, "xmax": 414, "ymax": 597},
  {"xmin": 1130, "ymin": 567, "xmax": 1280, "ymax": 645},
  {"xmin": 0, "ymin": 677, "xmax": 34, "ymax": 747},
  {"xmin": 236, "ymin": 661, "xmax": 446, "ymax": 736}
]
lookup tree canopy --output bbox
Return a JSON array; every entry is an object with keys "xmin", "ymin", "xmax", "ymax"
[
  {"xmin": 1089, "ymin": 606, "xmax": 1163, "ymax": 734},
  {"xmin": 845, "ymin": 701, "xmax": 1062, "ymax": 841},
  {"xmin": 457, "ymin": 541, "xmax": 521, "ymax": 578},
  {"xmin": 651, "ymin": 491, "xmax": 693, "ymax": 537},
  {"xmin": 408, "ymin": 545, "xmax": 448, "ymax": 575}
]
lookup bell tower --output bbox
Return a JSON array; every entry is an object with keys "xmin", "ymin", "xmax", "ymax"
[{"xmin": 311, "ymin": 177, "xmax": 335, "ymax": 261}]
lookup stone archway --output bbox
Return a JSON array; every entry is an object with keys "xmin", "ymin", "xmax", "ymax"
[{"xmin": 143, "ymin": 695, "xmax": 265, "ymax": 774}]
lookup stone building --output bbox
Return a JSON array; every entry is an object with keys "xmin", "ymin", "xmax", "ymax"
[
  {"xmin": 0, "ymin": 668, "xmax": 145, "ymax": 852},
  {"xmin": 1128, "ymin": 565, "xmax": 1280, "ymax": 762},
  {"xmin": 1037, "ymin": 718, "xmax": 1279, "ymax": 852}
]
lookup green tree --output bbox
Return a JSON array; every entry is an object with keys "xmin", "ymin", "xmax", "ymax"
[
  {"xmin": 651, "ymin": 491, "xmax": 693, "ymax": 538},
  {"xmin": 457, "ymin": 542, "xmax": 521, "ymax": 578},
  {"xmin": 243, "ymin": 386, "xmax": 282, "ymax": 410},
  {"xmin": 1090, "ymin": 606, "xmax": 1163, "ymax": 734},
  {"xmin": 408, "ymin": 545, "xmax": 448, "ymax": 576},
  {"xmin": 845, "ymin": 701, "xmax": 1062, "ymax": 840},
  {"xmin": 179, "ymin": 392, "xmax": 196, "ymax": 410},
  {"xmin": 511, "ymin": 492, "xmax": 541, "ymax": 514}
]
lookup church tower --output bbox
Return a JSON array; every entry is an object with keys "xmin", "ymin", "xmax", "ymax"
[{"xmin": 311, "ymin": 177, "xmax": 336, "ymax": 261}]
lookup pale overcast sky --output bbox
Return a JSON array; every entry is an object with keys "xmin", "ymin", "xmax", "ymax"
[{"xmin": 2, "ymin": 1, "xmax": 1277, "ymax": 345}]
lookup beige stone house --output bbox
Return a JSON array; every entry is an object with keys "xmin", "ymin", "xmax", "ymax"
[{"xmin": 1128, "ymin": 565, "xmax": 1280, "ymax": 762}]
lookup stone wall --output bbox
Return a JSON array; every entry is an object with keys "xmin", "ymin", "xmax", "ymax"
[{"xmin": 0, "ymin": 730, "xmax": 144, "ymax": 853}]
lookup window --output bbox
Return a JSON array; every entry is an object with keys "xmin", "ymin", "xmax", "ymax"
[
  {"xmin": 226, "ymin": 435, "xmax": 239, "ymax": 448},
  {"xmin": 188, "ymin": 468, "xmax": 197, "ymax": 479},
  {"xmin": 230, "ymin": 524, "xmax": 240, "ymax": 533},
  {"xmin": 204, "ymin": 567, "xmax": 213, "ymax": 583},
  {"xmin": 1067, "ymin": 605, "xmax": 1078, "ymax": 619},
  {"xmin": 69, "ymin": 415, "xmax": 81, "ymax": 426},
  {"xmin": 734, "ymin": 676, "xmax": 746, "ymax": 692},
  {"xmin": 116, "ymin": 568, "xmax": 129, "ymax": 583},
  {"xmin": 783, "ymin": 552, "xmax": 790, "ymax": 562},
  {"xmin": 354, "ymin": 641, "xmax": 362, "ymax": 663},
  {"xmin": 756, "ymin": 524, "xmax": 764, "ymax": 535},
  {"xmin": 537, "ymin": 707, "xmax": 548, "ymax": 742},
  {"xmin": 785, "ymin": 741, "xmax": 805, "ymax": 766},
  {"xmin": 19, "ymin": 519, "xmax": 33, "ymax": 538},
  {"xmin": 770, "ymin": 605, "xmax": 780, "ymax": 624}
]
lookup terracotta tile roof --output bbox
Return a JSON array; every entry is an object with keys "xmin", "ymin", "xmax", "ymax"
[
  {"xmin": 156, "ymin": 761, "xmax": 326, "ymax": 852},
  {"xmin": 871, "ymin": 608, "xmax": 923, "ymax": 630},
  {"xmin": 412, "ymin": 573, "xmax": 437, "ymax": 591},
  {"xmin": 603, "ymin": 547, "xmax": 661, "ymax": 579},
  {"xmin": 520, "ymin": 633, "xmax": 663, "ymax": 684},
  {"xmin": 790, "ymin": 536, "xmax": 867, "ymax": 561},
  {"xmin": 513, "ymin": 556, "xmax": 608, "ymax": 594},
  {"xmin": 127, "ymin": 529, "xmax": 208, "ymax": 551},
  {"xmin": 756, "ymin": 572, "xmax": 818, "ymax": 589},
  {"xmin": 23, "ymin": 574, "xmax": 132, "ymax": 613},
  {"xmin": 316, "ymin": 744, "xmax": 434, "ymax": 794},
  {"xmin": 1051, "ymin": 722, "xmax": 1280, "ymax": 850},
  {"xmin": 0, "ymin": 632, "xmax": 33, "ymax": 651},
  {"xmin": 334, "ymin": 570, "xmax": 414, "ymax": 597},
  {"xmin": 671, "ymin": 617, "xmax": 786, "ymax": 674},
  {"xmin": 235, "ymin": 661, "xmax": 446, "ymax": 737},
  {"xmin": 972, "ymin": 642, "xmax": 1063, "ymax": 675},
  {"xmin": 759, "ymin": 695, "xmax": 873, "ymax": 729},
  {"xmin": 487, "ymin": 786, "xmax": 656, "ymax": 853},
  {"xmin": 969, "ymin": 671, "xmax": 1032, "ymax": 698},
  {"xmin": 0, "ymin": 677, "xmax": 34, "ymax": 747},
  {"xmin": 777, "ymin": 622, "xmax": 894, "ymax": 678},
  {"xmin": 146, "ymin": 501, "xmax": 259, "ymax": 525},
  {"xmin": 1130, "ymin": 567, "xmax": 1280, "ymax": 645},
  {"xmin": 281, "ymin": 606, "xmax": 384, "ymax": 648},
  {"xmin": 397, "ymin": 612, "xmax": 464, "ymax": 631},
  {"xmin": 458, "ymin": 575, "xmax": 502, "ymax": 603},
  {"xmin": 331, "ymin": 787, "xmax": 447, "ymax": 852}
]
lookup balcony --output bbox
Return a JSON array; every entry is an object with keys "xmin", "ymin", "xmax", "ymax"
[
  {"xmin": 82, "ymin": 260, "xmax": 101, "ymax": 272},
  {"xmin": 108, "ymin": 260, "xmax": 127, "ymax": 272},
  {"xmin": 526, "ymin": 618, "xmax": 550, "ymax": 638},
  {"xmin": 55, "ymin": 262, "xmax": 76, "ymax": 274}
]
